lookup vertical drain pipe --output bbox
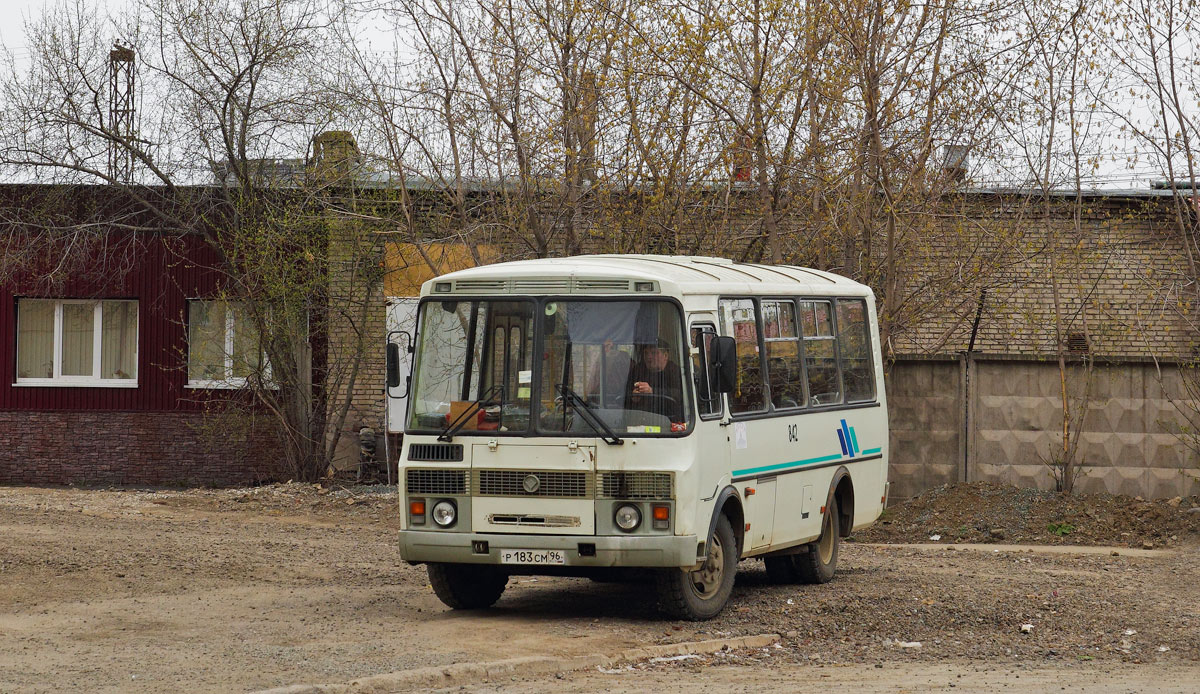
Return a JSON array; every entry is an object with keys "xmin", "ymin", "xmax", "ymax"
[{"xmin": 963, "ymin": 290, "xmax": 986, "ymax": 483}]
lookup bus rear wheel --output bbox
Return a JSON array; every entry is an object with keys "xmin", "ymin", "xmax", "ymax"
[
  {"xmin": 427, "ymin": 563, "xmax": 509, "ymax": 609},
  {"xmin": 655, "ymin": 514, "xmax": 737, "ymax": 620},
  {"xmin": 764, "ymin": 497, "xmax": 841, "ymax": 584}
]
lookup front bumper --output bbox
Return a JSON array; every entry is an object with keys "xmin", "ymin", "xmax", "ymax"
[{"xmin": 399, "ymin": 530, "xmax": 700, "ymax": 568}]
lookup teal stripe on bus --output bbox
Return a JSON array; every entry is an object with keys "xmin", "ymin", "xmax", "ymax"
[
  {"xmin": 862, "ymin": 447, "xmax": 881, "ymax": 455},
  {"xmin": 732, "ymin": 453, "xmax": 843, "ymax": 477}
]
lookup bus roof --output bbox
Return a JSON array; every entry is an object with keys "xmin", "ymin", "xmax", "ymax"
[{"xmin": 421, "ymin": 255, "xmax": 872, "ymax": 298}]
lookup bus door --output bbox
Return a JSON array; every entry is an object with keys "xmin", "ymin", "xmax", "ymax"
[
  {"xmin": 718, "ymin": 298, "xmax": 780, "ymax": 550},
  {"xmin": 688, "ymin": 317, "xmax": 731, "ymax": 531}
]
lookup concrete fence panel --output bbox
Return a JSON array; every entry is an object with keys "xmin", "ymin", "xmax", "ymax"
[{"xmin": 888, "ymin": 357, "xmax": 1200, "ymax": 500}]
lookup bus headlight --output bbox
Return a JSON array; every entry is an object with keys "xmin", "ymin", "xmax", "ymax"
[
  {"xmin": 614, "ymin": 504, "xmax": 641, "ymax": 532},
  {"xmin": 432, "ymin": 500, "xmax": 457, "ymax": 528}
]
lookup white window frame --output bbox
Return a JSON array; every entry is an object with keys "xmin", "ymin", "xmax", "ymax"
[
  {"xmin": 185, "ymin": 300, "xmax": 273, "ymax": 390},
  {"xmin": 14, "ymin": 299, "xmax": 139, "ymax": 388}
]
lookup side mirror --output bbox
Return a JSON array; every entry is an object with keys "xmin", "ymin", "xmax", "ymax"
[
  {"xmin": 386, "ymin": 330, "xmax": 413, "ymax": 397},
  {"xmin": 386, "ymin": 343, "xmax": 402, "ymax": 389},
  {"xmin": 710, "ymin": 336, "xmax": 737, "ymax": 393}
]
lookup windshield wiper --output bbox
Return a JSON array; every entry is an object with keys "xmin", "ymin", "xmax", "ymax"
[
  {"xmin": 557, "ymin": 384, "xmax": 624, "ymax": 445},
  {"xmin": 437, "ymin": 385, "xmax": 504, "ymax": 442}
]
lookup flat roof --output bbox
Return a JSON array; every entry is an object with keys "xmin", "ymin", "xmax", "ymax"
[{"xmin": 425, "ymin": 254, "xmax": 873, "ymax": 298}]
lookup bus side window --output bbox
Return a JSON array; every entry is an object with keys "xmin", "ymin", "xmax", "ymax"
[
  {"xmin": 800, "ymin": 300, "xmax": 842, "ymax": 406},
  {"xmin": 719, "ymin": 298, "xmax": 766, "ymax": 414},
  {"xmin": 690, "ymin": 324, "xmax": 722, "ymax": 417},
  {"xmin": 762, "ymin": 300, "xmax": 804, "ymax": 410},
  {"xmin": 837, "ymin": 299, "xmax": 875, "ymax": 402}
]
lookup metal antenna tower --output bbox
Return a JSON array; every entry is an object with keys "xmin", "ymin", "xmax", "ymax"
[{"xmin": 108, "ymin": 42, "xmax": 136, "ymax": 182}]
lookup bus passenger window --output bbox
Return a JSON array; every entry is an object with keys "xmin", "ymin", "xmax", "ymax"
[
  {"xmin": 837, "ymin": 299, "xmax": 875, "ymax": 402},
  {"xmin": 719, "ymin": 298, "xmax": 765, "ymax": 414},
  {"xmin": 762, "ymin": 300, "xmax": 804, "ymax": 409},
  {"xmin": 800, "ymin": 300, "xmax": 842, "ymax": 406},
  {"xmin": 690, "ymin": 325, "xmax": 721, "ymax": 417}
]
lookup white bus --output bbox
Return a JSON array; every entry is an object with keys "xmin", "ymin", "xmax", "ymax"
[{"xmin": 386, "ymin": 255, "xmax": 888, "ymax": 620}]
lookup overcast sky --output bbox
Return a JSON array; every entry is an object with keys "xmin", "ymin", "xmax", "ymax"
[
  {"xmin": 0, "ymin": 0, "xmax": 1190, "ymax": 191},
  {"xmin": 0, "ymin": 1, "xmax": 42, "ymax": 58}
]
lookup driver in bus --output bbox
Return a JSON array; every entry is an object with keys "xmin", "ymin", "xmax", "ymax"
[{"xmin": 627, "ymin": 338, "xmax": 683, "ymax": 421}]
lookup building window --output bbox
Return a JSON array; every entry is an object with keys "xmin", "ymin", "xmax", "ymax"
[
  {"xmin": 187, "ymin": 300, "xmax": 269, "ymax": 388},
  {"xmin": 15, "ymin": 299, "xmax": 138, "ymax": 386}
]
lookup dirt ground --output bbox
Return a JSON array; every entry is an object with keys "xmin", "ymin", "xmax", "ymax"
[
  {"xmin": 458, "ymin": 662, "xmax": 1200, "ymax": 694},
  {"xmin": 858, "ymin": 482, "xmax": 1200, "ymax": 548},
  {"xmin": 0, "ymin": 482, "xmax": 1198, "ymax": 693}
]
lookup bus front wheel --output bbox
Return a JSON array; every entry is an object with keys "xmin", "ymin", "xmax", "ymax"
[
  {"xmin": 427, "ymin": 563, "xmax": 509, "ymax": 609},
  {"xmin": 655, "ymin": 514, "xmax": 737, "ymax": 620}
]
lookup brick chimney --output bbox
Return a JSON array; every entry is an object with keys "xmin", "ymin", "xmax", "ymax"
[
  {"xmin": 942, "ymin": 144, "xmax": 969, "ymax": 183},
  {"xmin": 312, "ymin": 131, "xmax": 361, "ymax": 181}
]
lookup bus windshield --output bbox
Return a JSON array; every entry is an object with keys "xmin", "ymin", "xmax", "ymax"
[{"xmin": 406, "ymin": 298, "xmax": 691, "ymax": 436}]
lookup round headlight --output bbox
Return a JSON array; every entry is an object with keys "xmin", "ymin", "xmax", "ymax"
[
  {"xmin": 432, "ymin": 500, "xmax": 457, "ymax": 527},
  {"xmin": 614, "ymin": 504, "xmax": 641, "ymax": 532}
]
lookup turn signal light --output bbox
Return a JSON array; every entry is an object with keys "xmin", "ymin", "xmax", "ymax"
[
  {"xmin": 409, "ymin": 500, "xmax": 426, "ymax": 525},
  {"xmin": 652, "ymin": 504, "xmax": 670, "ymax": 530}
]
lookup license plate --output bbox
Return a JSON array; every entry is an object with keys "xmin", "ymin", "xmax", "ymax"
[{"xmin": 498, "ymin": 549, "xmax": 566, "ymax": 565}]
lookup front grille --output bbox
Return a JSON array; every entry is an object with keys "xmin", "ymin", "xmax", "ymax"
[
  {"xmin": 447, "ymin": 277, "xmax": 638, "ymax": 294},
  {"xmin": 487, "ymin": 514, "xmax": 581, "ymax": 528},
  {"xmin": 474, "ymin": 469, "xmax": 592, "ymax": 498},
  {"xmin": 407, "ymin": 469, "xmax": 468, "ymax": 495},
  {"xmin": 598, "ymin": 472, "xmax": 673, "ymax": 500},
  {"xmin": 574, "ymin": 278, "xmax": 631, "ymax": 292},
  {"xmin": 408, "ymin": 443, "xmax": 463, "ymax": 462},
  {"xmin": 454, "ymin": 279, "xmax": 507, "ymax": 292},
  {"xmin": 511, "ymin": 278, "xmax": 572, "ymax": 293}
]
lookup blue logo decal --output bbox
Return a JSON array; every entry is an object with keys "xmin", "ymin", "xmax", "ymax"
[{"xmin": 837, "ymin": 419, "xmax": 860, "ymax": 457}]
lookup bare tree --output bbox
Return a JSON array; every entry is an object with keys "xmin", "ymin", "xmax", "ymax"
[
  {"xmin": 1096, "ymin": 0, "xmax": 1200, "ymax": 464},
  {"xmin": 0, "ymin": 0, "xmax": 380, "ymax": 480}
]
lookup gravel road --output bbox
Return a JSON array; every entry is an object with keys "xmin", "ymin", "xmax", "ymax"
[{"xmin": 0, "ymin": 484, "xmax": 1196, "ymax": 693}]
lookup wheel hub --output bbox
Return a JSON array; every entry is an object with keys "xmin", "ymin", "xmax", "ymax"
[
  {"xmin": 690, "ymin": 533, "xmax": 724, "ymax": 598},
  {"xmin": 818, "ymin": 512, "xmax": 834, "ymax": 564}
]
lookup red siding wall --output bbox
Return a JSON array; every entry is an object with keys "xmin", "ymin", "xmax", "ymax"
[
  {"xmin": 1, "ymin": 233, "xmax": 220, "ymax": 411},
  {"xmin": 1, "ymin": 226, "xmax": 281, "ymax": 484}
]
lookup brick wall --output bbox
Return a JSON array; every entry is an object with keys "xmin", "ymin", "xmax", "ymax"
[
  {"xmin": 890, "ymin": 195, "xmax": 1196, "ymax": 359},
  {"xmin": 324, "ymin": 207, "xmax": 388, "ymax": 470},
  {"xmin": 0, "ymin": 410, "xmax": 282, "ymax": 486}
]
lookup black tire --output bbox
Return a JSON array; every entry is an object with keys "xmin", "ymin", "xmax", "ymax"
[
  {"xmin": 655, "ymin": 514, "xmax": 738, "ymax": 620},
  {"xmin": 763, "ymin": 554, "xmax": 801, "ymax": 583},
  {"xmin": 427, "ymin": 563, "xmax": 509, "ymax": 609},
  {"xmin": 794, "ymin": 497, "xmax": 840, "ymax": 584}
]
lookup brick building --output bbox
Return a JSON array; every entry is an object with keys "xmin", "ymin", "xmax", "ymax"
[
  {"xmin": 0, "ymin": 186, "xmax": 281, "ymax": 484},
  {"xmin": 361, "ymin": 187, "xmax": 1200, "ymax": 498}
]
